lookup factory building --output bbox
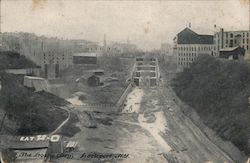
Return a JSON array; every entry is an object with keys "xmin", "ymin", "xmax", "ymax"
[{"xmin": 173, "ymin": 28, "xmax": 215, "ymax": 71}]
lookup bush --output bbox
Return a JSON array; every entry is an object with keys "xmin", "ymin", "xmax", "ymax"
[{"xmin": 172, "ymin": 55, "xmax": 250, "ymax": 154}]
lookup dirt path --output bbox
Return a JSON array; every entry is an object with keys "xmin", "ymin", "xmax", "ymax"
[{"xmin": 138, "ymin": 112, "xmax": 172, "ymax": 153}]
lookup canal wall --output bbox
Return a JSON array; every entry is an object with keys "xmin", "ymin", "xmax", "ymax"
[{"xmin": 116, "ymin": 83, "xmax": 133, "ymax": 111}]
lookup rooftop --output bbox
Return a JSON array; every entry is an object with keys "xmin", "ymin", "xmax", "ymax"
[
  {"xmin": 177, "ymin": 28, "xmax": 214, "ymax": 45},
  {"xmin": 73, "ymin": 52, "xmax": 97, "ymax": 57},
  {"xmin": 220, "ymin": 47, "xmax": 239, "ymax": 52}
]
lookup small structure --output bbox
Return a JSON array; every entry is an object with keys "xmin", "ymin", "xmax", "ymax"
[
  {"xmin": 48, "ymin": 135, "xmax": 63, "ymax": 154},
  {"xmin": 73, "ymin": 52, "xmax": 97, "ymax": 64},
  {"xmin": 23, "ymin": 76, "xmax": 50, "ymax": 92},
  {"xmin": 219, "ymin": 46, "xmax": 245, "ymax": 60},
  {"xmin": 87, "ymin": 75, "xmax": 100, "ymax": 87}
]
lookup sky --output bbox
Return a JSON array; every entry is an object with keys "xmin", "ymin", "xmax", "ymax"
[{"xmin": 1, "ymin": 0, "xmax": 249, "ymax": 50}]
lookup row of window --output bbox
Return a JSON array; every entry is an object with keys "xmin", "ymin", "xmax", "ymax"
[
  {"xmin": 178, "ymin": 46, "xmax": 215, "ymax": 51},
  {"xmin": 44, "ymin": 54, "xmax": 65, "ymax": 57},
  {"xmin": 225, "ymin": 32, "xmax": 249, "ymax": 38},
  {"xmin": 178, "ymin": 62, "xmax": 192, "ymax": 66},
  {"xmin": 44, "ymin": 57, "xmax": 66, "ymax": 60},
  {"xmin": 179, "ymin": 57, "xmax": 196, "ymax": 62},
  {"xmin": 178, "ymin": 53, "xmax": 197, "ymax": 57},
  {"xmin": 43, "ymin": 60, "xmax": 71, "ymax": 64},
  {"xmin": 225, "ymin": 38, "xmax": 249, "ymax": 44},
  {"xmin": 243, "ymin": 39, "xmax": 249, "ymax": 44}
]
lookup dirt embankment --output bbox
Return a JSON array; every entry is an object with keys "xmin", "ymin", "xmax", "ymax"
[
  {"xmin": 0, "ymin": 73, "xmax": 71, "ymax": 135},
  {"xmin": 172, "ymin": 54, "xmax": 250, "ymax": 155}
]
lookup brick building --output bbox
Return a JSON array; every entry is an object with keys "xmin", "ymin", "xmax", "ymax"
[
  {"xmin": 214, "ymin": 29, "xmax": 250, "ymax": 60},
  {"xmin": 173, "ymin": 28, "xmax": 215, "ymax": 71}
]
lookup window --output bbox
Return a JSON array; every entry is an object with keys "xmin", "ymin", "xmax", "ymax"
[
  {"xmin": 230, "ymin": 33, "xmax": 233, "ymax": 38},
  {"xmin": 247, "ymin": 45, "xmax": 249, "ymax": 50},
  {"xmin": 243, "ymin": 39, "xmax": 245, "ymax": 44},
  {"xmin": 229, "ymin": 40, "xmax": 233, "ymax": 47}
]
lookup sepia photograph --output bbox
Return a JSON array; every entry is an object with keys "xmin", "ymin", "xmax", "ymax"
[{"xmin": 0, "ymin": 0, "xmax": 249, "ymax": 162}]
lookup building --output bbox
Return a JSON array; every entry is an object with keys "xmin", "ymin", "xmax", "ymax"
[
  {"xmin": 214, "ymin": 29, "xmax": 250, "ymax": 60},
  {"xmin": 86, "ymin": 42, "xmax": 103, "ymax": 55},
  {"xmin": 87, "ymin": 75, "xmax": 100, "ymax": 87},
  {"xmin": 0, "ymin": 33, "xmax": 74, "ymax": 75},
  {"xmin": 219, "ymin": 46, "xmax": 245, "ymax": 60},
  {"xmin": 173, "ymin": 28, "xmax": 215, "ymax": 71},
  {"xmin": 73, "ymin": 52, "xmax": 97, "ymax": 64}
]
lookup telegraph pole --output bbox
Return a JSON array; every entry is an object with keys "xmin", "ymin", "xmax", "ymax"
[
  {"xmin": 0, "ymin": 0, "xmax": 2, "ymax": 49},
  {"xmin": 0, "ymin": 0, "xmax": 2, "ymax": 34}
]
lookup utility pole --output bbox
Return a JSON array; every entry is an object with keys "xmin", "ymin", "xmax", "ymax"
[
  {"xmin": 0, "ymin": 0, "xmax": 1, "ymax": 34},
  {"xmin": 0, "ymin": 0, "xmax": 2, "ymax": 49}
]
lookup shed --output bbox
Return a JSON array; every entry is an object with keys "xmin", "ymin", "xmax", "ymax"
[
  {"xmin": 73, "ymin": 53, "xmax": 97, "ymax": 64},
  {"xmin": 219, "ymin": 46, "xmax": 245, "ymax": 60},
  {"xmin": 87, "ymin": 75, "xmax": 100, "ymax": 87}
]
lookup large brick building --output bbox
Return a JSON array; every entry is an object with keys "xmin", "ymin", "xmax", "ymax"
[{"xmin": 173, "ymin": 28, "xmax": 215, "ymax": 71}]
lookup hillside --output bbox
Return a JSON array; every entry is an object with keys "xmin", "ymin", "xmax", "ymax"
[
  {"xmin": 0, "ymin": 51, "xmax": 74, "ymax": 135},
  {"xmin": 172, "ymin": 55, "xmax": 250, "ymax": 155},
  {"xmin": 0, "ymin": 73, "xmax": 70, "ymax": 135},
  {"xmin": 0, "ymin": 51, "xmax": 38, "ymax": 70}
]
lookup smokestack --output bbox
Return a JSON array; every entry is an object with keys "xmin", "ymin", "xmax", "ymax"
[{"xmin": 220, "ymin": 28, "xmax": 224, "ymax": 49}]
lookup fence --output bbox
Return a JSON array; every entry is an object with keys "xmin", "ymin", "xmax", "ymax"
[{"xmin": 116, "ymin": 83, "xmax": 133, "ymax": 111}]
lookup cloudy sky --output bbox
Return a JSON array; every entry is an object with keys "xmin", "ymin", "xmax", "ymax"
[{"xmin": 1, "ymin": 0, "xmax": 249, "ymax": 50}]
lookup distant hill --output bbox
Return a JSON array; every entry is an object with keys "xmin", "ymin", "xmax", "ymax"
[{"xmin": 172, "ymin": 55, "xmax": 250, "ymax": 155}]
